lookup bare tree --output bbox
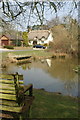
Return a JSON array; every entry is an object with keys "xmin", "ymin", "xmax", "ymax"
[
  {"xmin": 46, "ymin": 16, "xmax": 61, "ymax": 28},
  {"xmin": 0, "ymin": 1, "xmax": 78, "ymax": 25}
]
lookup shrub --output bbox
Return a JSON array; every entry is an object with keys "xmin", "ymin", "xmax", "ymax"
[
  {"xmin": 4, "ymin": 45, "xmax": 14, "ymax": 49},
  {"xmin": 12, "ymin": 40, "xmax": 22, "ymax": 46},
  {"xmin": 43, "ymin": 43, "xmax": 48, "ymax": 47}
]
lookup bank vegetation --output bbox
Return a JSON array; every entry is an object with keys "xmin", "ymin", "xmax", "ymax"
[{"xmin": 49, "ymin": 18, "xmax": 79, "ymax": 58}]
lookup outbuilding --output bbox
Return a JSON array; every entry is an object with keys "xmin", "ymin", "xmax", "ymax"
[{"xmin": 0, "ymin": 35, "xmax": 10, "ymax": 46}]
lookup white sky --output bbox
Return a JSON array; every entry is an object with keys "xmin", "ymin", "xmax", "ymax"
[
  {"xmin": 16, "ymin": 1, "xmax": 78, "ymax": 31},
  {"xmin": 0, "ymin": 0, "xmax": 78, "ymax": 31}
]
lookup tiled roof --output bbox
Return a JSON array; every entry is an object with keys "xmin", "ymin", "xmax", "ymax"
[
  {"xmin": 0, "ymin": 32, "xmax": 23, "ymax": 41},
  {"xmin": 0, "ymin": 35, "xmax": 9, "ymax": 41}
]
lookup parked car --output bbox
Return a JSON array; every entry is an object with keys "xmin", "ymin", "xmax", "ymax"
[{"xmin": 33, "ymin": 45, "xmax": 46, "ymax": 49}]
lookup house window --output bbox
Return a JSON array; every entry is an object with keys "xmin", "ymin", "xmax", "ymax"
[
  {"xmin": 42, "ymin": 36, "xmax": 45, "ymax": 38},
  {"xmin": 41, "ymin": 36, "xmax": 45, "ymax": 41},
  {"xmin": 42, "ymin": 41, "xmax": 44, "ymax": 43},
  {"xmin": 33, "ymin": 40, "xmax": 37, "ymax": 45}
]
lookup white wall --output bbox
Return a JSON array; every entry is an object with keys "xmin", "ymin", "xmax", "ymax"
[
  {"xmin": 0, "ymin": 39, "xmax": 1, "ymax": 46},
  {"xmin": 47, "ymin": 32, "xmax": 53, "ymax": 43},
  {"xmin": 41, "ymin": 32, "xmax": 53, "ymax": 44},
  {"xmin": 28, "ymin": 41, "xmax": 33, "ymax": 45},
  {"xmin": 28, "ymin": 31, "xmax": 53, "ymax": 45}
]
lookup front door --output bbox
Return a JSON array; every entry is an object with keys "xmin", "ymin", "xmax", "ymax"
[{"xmin": 33, "ymin": 40, "xmax": 37, "ymax": 45}]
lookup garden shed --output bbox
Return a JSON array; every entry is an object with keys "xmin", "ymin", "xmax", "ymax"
[
  {"xmin": 0, "ymin": 35, "xmax": 10, "ymax": 46},
  {"xmin": 0, "ymin": 33, "xmax": 23, "ymax": 47}
]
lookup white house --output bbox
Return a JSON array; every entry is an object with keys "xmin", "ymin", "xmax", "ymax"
[{"xmin": 28, "ymin": 30, "xmax": 53, "ymax": 45}]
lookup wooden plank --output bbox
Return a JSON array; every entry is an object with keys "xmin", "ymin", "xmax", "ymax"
[
  {"xmin": 19, "ymin": 80, "xmax": 24, "ymax": 84},
  {"xmin": 0, "ymin": 79, "xmax": 14, "ymax": 84},
  {"xmin": 0, "ymin": 97, "xmax": 34, "ymax": 113},
  {"xmin": 0, "ymin": 105, "xmax": 22, "ymax": 113},
  {"xmin": 18, "ymin": 75, "xmax": 23, "ymax": 80},
  {"xmin": 0, "ymin": 87, "xmax": 15, "ymax": 91},
  {"xmin": 0, "ymin": 96, "xmax": 34, "ymax": 110},
  {"xmin": 0, "ymin": 83, "xmax": 15, "ymax": 87},
  {"xmin": 7, "ymin": 73, "xmax": 23, "ymax": 80},
  {"xmin": 0, "ymin": 94, "xmax": 16, "ymax": 101},
  {"xmin": 0, "ymin": 100, "xmax": 18, "ymax": 107},
  {"xmin": 0, "ymin": 75, "xmax": 13, "ymax": 80},
  {"xmin": 1, "ymin": 87, "xmax": 15, "ymax": 90},
  {"xmin": 0, "ymin": 89, "xmax": 15, "ymax": 94},
  {"xmin": 0, "ymin": 79, "xmax": 24, "ymax": 84},
  {"xmin": 0, "ymin": 85, "xmax": 15, "ymax": 90},
  {"xmin": 0, "ymin": 113, "xmax": 14, "ymax": 119}
]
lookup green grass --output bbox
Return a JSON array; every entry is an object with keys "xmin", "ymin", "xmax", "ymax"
[
  {"xmin": 1, "ymin": 50, "xmax": 52, "ymax": 60},
  {"xmin": 30, "ymin": 89, "xmax": 79, "ymax": 118}
]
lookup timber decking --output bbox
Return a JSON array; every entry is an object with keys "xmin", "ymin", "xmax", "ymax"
[
  {"xmin": 8, "ymin": 54, "xmax": 32, "ymax": 63},
  {"xmin": 0, "ymin": 73, "xmax": 34, "ymax": 120}
]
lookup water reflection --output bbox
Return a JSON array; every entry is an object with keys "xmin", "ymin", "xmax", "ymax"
[
  {"xmin": 48, "ymin": 59, "xmax": 78, "ymax": 96},
  {"xmin": 1, "ymin": 58, "xmax": 78, "ymax": 97}
]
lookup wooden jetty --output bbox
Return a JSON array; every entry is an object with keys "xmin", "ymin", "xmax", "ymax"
[
  {"xmin": 8, "ymin": 53, "xmax": 32, "ymax": 63},
  {"xmin": 16, "ymin": 56, "xmax": 32, "ymax": 64},
  {"xmin": 0, "ymin": 72, "xmax": 34, "ymax": 120},
  {"xmin": 51, "ymin": 53, "xmax": 68, "ymax": 59}
]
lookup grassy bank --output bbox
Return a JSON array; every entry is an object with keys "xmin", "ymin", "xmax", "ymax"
[
  {"xmin": 30, "ymin": 89, "xmax": 78, "ymax": 118},
  {"xmin": 1, "ymin": 50, "xmax": 52, "ymax": 59},
  {"xmin": 0, "ymin": 50, "xmax": 52, "ymax": 61}
]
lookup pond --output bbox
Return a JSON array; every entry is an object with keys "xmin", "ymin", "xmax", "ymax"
[{"xmin": 1, "ymin": 58, "xmax": 78, "ymax": 97}]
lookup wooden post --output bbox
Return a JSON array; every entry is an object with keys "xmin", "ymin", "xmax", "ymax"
[
  {"xmin": 13, "ymin": 73, "xmax": 20, "ymax": 103},
  {"xmin": 29, "ymin": 84, "xmax": 33, "ymax": 96},
  {"xmin": 16, "ymin": 72, "xmax": 20, "ymax": 88}
]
